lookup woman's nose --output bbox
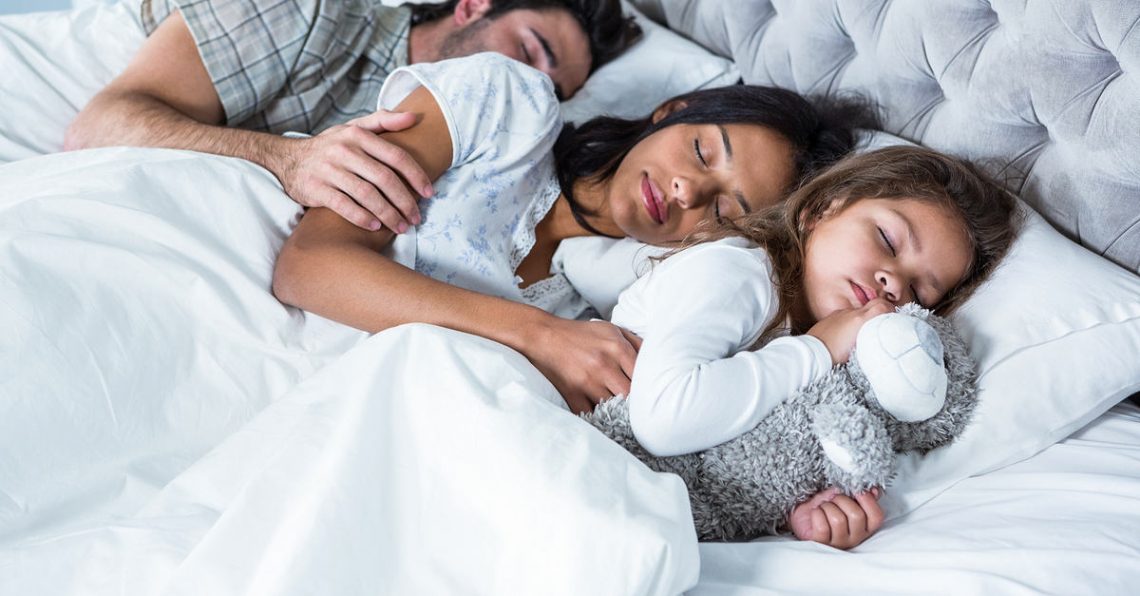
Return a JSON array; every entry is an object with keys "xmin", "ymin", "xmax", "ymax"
[{"xmin": 671, "ymin": 176, "xmax": 709, "ymax": 209}]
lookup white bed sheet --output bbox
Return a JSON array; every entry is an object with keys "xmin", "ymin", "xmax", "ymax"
[{"xmin": 695, "ymin": 402, "xmax": 1140, "ymax": 595}]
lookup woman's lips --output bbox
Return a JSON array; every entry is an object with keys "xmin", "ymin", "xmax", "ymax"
[
  {"xmin": 640, "ymin": 174, "xmax": 666, "ymax": 224},
  {"xmin": 851, "ymin": 281, "xmax": 875, "ymax": 306}
]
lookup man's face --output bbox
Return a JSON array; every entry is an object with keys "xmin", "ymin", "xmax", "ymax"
[{"xmin": 439, "ymin": 8, "xmax": 592, "ymax": 99}]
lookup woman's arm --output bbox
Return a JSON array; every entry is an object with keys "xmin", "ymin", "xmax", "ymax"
[{"xmin": 273, "ymin": 87, "xmax": 638, "ymax": 411}]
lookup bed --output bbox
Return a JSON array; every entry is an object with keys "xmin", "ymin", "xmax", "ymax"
[{"xmin": 1, "ymin": 1, "xmax": 1138, "ymax": 594}]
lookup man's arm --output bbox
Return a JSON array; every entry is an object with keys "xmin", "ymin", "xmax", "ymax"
[{"xmin": 65, "ymin": 11, "xmax": 432, "ymax": 232}]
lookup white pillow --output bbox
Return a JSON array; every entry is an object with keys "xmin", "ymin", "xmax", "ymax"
[
  {"xmin": 559, "ymin": 2, "xmax": 740, "ymax": 124},
  {"xmin": 882, "ymin": 204, "xmax": 1140, "ymax": 515},
  {"xmin": 0, "ymin": 2, "xmax": 145, "ymax": 163}
]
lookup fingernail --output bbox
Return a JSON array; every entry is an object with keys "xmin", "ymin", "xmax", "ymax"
[
  {"xmin": 369, "ymin": 220, "xmax": 382, "ymax": 231},
  {"xmin": 423, "ymin": 184, "xmax": 434, "ymax": 197},
  {"xmin": 397, "ymin": 222, "xmax": 408, "ymax": 234},
  {"xmin": 413, "ymin": 214, "xmax": 422, "ymax": 225}
]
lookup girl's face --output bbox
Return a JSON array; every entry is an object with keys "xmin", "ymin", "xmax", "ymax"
[
  {"xmin": 603, "ymin": 122, "xmax": 796, "ymax": 245},
  {"xmin": 801, "ymin": 197, "xmax": 973, "ymax": 322}
]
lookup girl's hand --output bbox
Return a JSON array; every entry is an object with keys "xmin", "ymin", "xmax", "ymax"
[
  {"xmin": 788, "ymin": 487, "xmax": 884, "ymax": 550},
  {"xmin": 806, "ymin": 298, "xmax": 893, "ymax": 364}
]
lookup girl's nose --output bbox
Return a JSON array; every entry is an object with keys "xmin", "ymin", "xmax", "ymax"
[{"xmin": 877, "ymin": 272, "xmax": 901, "ymax": 304}]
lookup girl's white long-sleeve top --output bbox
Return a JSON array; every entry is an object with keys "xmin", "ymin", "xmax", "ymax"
[{"xmin": 610, "ymin": 238, "xmax": 833, "ymax": 457}]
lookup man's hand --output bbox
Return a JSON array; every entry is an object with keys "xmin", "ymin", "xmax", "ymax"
[
  {"xmin": 788, "ymin": 486, "xmax": 884, "ymax": 550},
  {"xmin": 523, "ymin": 318, "xmax": 642, "ymax": 414},
  {"xmin": 272, "ymin": 110, "xmax": 435, "ymax": 233}
]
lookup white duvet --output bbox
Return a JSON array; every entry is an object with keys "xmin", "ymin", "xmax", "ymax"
[
  {"xmin": 0, "ymin": 147, "xmax": 698, "ymax": 595},
  {"xmin": 3, "ymin": 141, "xmax": 1140, "ymax": 596}
]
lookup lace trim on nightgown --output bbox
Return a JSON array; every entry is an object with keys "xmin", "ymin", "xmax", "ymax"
[{"xmin": 509, "ymin": 169, "xmax": 562, "ymax": 273}]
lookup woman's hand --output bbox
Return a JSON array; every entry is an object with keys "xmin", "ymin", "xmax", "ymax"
[
  {"xmin": 523, "ymin": 318, "xmax": 642, "ymax": 413},
  {"xmin": 787, "ymin": 486, "xmax": 884, "ymax": 550},
  {"xmin": 270, "ymin": 109, "xmax": 436, "ymax": 233},
  {"xmin": 805, "ymin": 298, "xmax": 893, "ymax": 364}
]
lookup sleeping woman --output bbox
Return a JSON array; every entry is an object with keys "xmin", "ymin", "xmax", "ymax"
[
  {"xmin": 272, "ymin": 51, "xmax": 876, "ymax": 411},
  {"xmin": 271, "ymin": 51, "xmax": 881, "ymax": 547}
]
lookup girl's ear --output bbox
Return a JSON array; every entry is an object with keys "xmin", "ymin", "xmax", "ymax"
[
  {"xmin": 454, "ymin": 0, "xmax": 492, "ymax": 26},
  {"xmin": 650, "ymin": 99, "xmax": 689, "ymax": 124}
]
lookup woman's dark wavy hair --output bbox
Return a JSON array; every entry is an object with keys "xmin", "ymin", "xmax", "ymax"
[
  {"xmin": 553, "ymin": 85, "xmax": 881, "ymax": 236},
  {"xmin": 408, "ymin": 0, "xmax": 641, "ymax": 73}
]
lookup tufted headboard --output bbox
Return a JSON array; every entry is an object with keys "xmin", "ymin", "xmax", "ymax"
[{"xmin": 630, "ymin": 0, "xmax": 1140, "ymax": 273}]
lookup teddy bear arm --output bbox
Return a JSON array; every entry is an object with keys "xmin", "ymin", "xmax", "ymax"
[{"xmin": 810, "ymin": 400, "xmax": 896, "ymax": 493}]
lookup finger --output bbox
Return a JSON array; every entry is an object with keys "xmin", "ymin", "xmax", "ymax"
[
  {"xmin": 615, "ymin": 341, "xmax": 638, "ymax": 382},
  {"xmin": 563, "ymin": 391, "xmax": 594, "ymax": 415},
  {"xmin": 620, "ymin": 327, "xmax": 644, "ymax": 352},
  {"xmin": 332, "ymin": 170, "xmax": 409, "ymax": 233},
  {"xmin": 809, "ymin": 509, "xmax": 831, "ymax": 544},
  {"xmin": 601, "ymin": 368, "xmax": 631, "ymax": 399},
  {"xmin": 323, "ymin": 189, "xmax": 382, "ymax": 231},
  {"xmin": 854, "ymin": 491, "xmax": 885, "ymax": 534},
  {"xmin": 358, "ymin": 131, "xmax": 434, "ymax": 198},
  {"xmin": 347, "ymin": 109, "xmax": 418, "ymax": 133},
  {"xmin": 819, "ymin": 502, "xmax": 851, "ymax": 548},
  {"xmin": 809, "ymin": 486, "xmax": 841, "ymax": 507},
  {"xmin": 863, "ymin": 297, "xmax": 894, "ymax": 317},
  {"xmin": 345, "ymin": 151, "xmax": 421, "ymax": 225},
  {"xmin": 831, "ymin": 495, "xmax": 869, "ymax": 540}
]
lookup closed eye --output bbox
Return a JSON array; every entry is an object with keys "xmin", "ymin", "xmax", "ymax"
[
  {"xmin": 694, "ymin": 138, "xmax": 707, "ymax": 167},
  {"xmin": 878, "ymin": 226, "xmax": 896, "ymax": 255}
]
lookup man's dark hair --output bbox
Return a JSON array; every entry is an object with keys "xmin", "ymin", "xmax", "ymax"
[{"xmin": 408, "ymin": 0, "xmax": 641, "ymax": 72}]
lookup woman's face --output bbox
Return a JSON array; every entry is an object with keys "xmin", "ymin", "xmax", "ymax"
[
  {"xmin": 604, "ymin": 122, "xmax": 797, "ymax": 244},
  {"xmin": 801, "ymin": 197, "xmax": 973, "ymax": 322}
]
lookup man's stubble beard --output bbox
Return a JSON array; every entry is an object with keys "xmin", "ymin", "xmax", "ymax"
[{"xmin": 437, "ymin": 18, "xmax": 495, "ymax": 60}]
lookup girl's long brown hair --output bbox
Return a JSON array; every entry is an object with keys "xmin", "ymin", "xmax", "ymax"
[{"xmin": 679, "ymin": 146, "xmax": 1021, "ymax": 342}]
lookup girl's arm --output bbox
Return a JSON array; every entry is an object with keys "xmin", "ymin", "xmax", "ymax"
[
  {"xmin": 619, "ymin": 243, "xmax": 885, "ymax": 549},
  {"xmin": 272, "ymin": 87, "xmax": 638, "ymax": 410},
  {"xmin": 615, "ymin": 243, "xmax": 833, "ymax": 457}
]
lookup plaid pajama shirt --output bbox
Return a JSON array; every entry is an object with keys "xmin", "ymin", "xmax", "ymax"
[{"xmin": 138, "ymin": 0, "xmax": 411, "ymax": 134}]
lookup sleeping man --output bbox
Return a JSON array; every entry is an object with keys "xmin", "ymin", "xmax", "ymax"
[{"xmin": 64, "ymin": 0, "xmax": 641, "ymax": 233}]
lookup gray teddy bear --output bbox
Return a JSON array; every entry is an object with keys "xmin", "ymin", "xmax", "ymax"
[{"xmin": 583, "ymin": 303, "xmax": 978, "ymax": 541}]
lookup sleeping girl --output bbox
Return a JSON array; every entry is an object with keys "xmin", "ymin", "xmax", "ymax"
[
  {"xmin": 609, "ymin": 145, "xmax": 1018, "ymax": 546},
  {"xmin": 270, "ymin": 51, "xmax": 882, "ymax": 547}
]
